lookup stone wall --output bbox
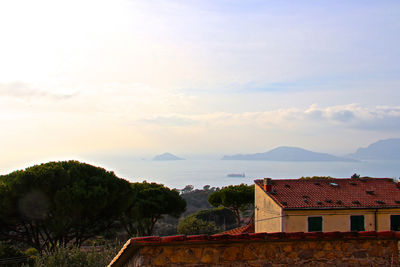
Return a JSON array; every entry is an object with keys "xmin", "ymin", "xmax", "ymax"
[{"xmin": 109, "ymin": 231, "xmax": 400, "ymax": 267}]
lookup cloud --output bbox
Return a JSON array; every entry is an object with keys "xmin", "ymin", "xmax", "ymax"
[
  {"xmin": 139, "ymin": 104, "xmax": 400, "ymax": 132},
  {"xmin": 142, "ymin": 115, "xmax": 196, "ymax": 126},
  {"xmin": 0, "ymin": 82, "xmax": 77, "ymax": 100},
  {"xmin": 304, "ymin": 104, "xmax": 400, "ymax": 130}
]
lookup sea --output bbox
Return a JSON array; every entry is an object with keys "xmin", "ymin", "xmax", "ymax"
[{"xmin": 88, "ymin": 157, "xmax": 400, "ymax": 190}]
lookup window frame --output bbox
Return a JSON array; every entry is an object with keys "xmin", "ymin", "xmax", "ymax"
[
  {"xmin": 350, "ymin": 215, "xmax": 365, "ymax": 232},
  {"xmin": 307, "ymin": 216, "xmax": 323, "ymax": 232},
  {"xmin": 390, "ymin": 214, "xmax": 400, "ymax": 231}
]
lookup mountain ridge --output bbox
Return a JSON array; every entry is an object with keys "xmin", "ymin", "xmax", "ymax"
[
  {"xmin": 222, "ymin": 146, "xmax": 356, "ymax": 162},
  {"xmin": 348, "ymin": 138, "xmax": 400, "ymax": 160}
]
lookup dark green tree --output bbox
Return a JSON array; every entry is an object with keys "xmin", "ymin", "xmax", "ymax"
[
  {"xmin": 0, "ymin": 161, "xmax": 133, "ymax": 252},
  {"xmin": 194, "ymin": 208, "xmax": 237, "ymax": 229},
  {"xmin": 208, "ymin": 184, "xmax": 254, "ymax": 226},
  {"xmin": 121, "ymin": 182, "xmax": 186, "ymax": 236},
  {"xmin": 177, "ymin": 207, "xmax": 236, "ymax": 236},
  {"xmin": 177, "ymin": 216, "xmax": 220, "ymax": 235},
  {"xmin": 181, "ymin": 185, "xmax": 194, "ymax": 194}
]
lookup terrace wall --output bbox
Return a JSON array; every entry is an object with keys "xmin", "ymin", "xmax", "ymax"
[{"xmin": 109, "ymin": 231, "xmax": 400, "ymax": 267}]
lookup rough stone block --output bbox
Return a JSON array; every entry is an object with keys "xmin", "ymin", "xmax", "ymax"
[
  {"xmin": 200, "ymin": 247, "xmax": 220, "ymax": 264},
  {"xmin": 222, "ymin": 246, "xmax": 242, "ymax": 261}
]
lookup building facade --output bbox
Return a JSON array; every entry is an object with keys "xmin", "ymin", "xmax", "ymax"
[{"xmin": 255, "ymin": 177, "xmax": 400, "ymax": 233}]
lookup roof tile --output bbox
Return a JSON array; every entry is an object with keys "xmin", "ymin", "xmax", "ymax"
[
  {"xmin": 220, "ymin": 223, "xmax": 254, "ymax": 235},
  {"xmin": 255, "ymin": 178, "xmax": 400, "ymax": 209}
]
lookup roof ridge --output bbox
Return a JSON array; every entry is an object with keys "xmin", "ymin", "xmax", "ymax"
[
  {"xmin": 254, "ymin": 177, "xmax": 400, "ymax": 210},
  {"xmin": 255, "ymin": 178, "xmax": 394, "ymax": 181}
]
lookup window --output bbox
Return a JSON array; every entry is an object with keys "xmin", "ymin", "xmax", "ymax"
[
  {"xmin": 350, "ymin": 215, "xmax": 365, "ymax": 231},
  {"xmin": 308, "ymin": 216, "xmax": 322, "ymax": 232},
  {"xmin": 390, "ymin": 215, "xmax": 400, "ymax": 231}
]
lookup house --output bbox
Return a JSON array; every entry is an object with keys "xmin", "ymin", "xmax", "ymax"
[{"xmin": 254, "ymin": 177, "xmax": 400, "ymax": 233}]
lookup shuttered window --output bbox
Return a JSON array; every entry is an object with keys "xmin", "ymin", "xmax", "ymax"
[
  {"xmin": 308, "ymin": 216, "xmax": 322, "ymax": 232},
  {"xmin": 350, "ymin": 215, "xmax": 365, "ymax": 231},
  {"xmin": 391, "ymin": 215, "xmax": 400, "ymax": 231}
]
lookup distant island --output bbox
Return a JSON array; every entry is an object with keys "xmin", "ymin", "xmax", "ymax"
[
  {"xmin": 153, "ymin": 152, "xmax": 185, "ymax": 161},
  {"xmin": 222, "ymin": 146, "xmax": 356, "ymax": 162},
  {"xmin": 348, "ymin": 138, "xmax": 400, "ymax": 160}
]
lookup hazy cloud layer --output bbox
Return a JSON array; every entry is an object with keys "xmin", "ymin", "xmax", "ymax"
[
  {"xmin": 0, "ymin": 82, "xmax": 77, "ymax": 100},
  {"xmin": 142, "ymin": 104, "xmax": 400, "ymax": 132}
]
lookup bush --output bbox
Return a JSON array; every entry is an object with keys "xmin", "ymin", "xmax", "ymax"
[
  {"xmin": 33, "ymin": 245, "xmax": 120, "ymax": 267},
  {"xmin": 177, "ymin": 216, "xmax": 221, "ymax": 235},
  {"xmin": 194, "ymin": 208, "xmax": 237, "ymax": 228},
  {"xmin": 0, "ymin": 244, "xmax": 27, "ymax": 267}
]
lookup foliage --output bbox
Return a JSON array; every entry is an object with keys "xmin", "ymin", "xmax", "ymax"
[
  {"xmin": 208, "ymin": 184, "xmax": 254, "ymax": 225},
  {"xmin": 194, "ymin": 208, "xmax": 237, "ymax": 229},
  {"xmin": 177, "ymin": 216, "xmax": 220, "ymax": 235},
  {"xmin": 25, "ymin": 247, "xmax": 39, "ymax": 257},
  {"xmin": 0, "ymin": 244, "xmax": 24, "ymax": 259},
  {"xmin": 181, "ymin": 185, "xmax": 194, "ymax": 194},
  {"xmin": 0, "ymin": 243, "xmax": 28, "ymax": 267},
  {"xmin": 33, "ymin": 244, "xmax": 120, "ymax": 267},
  {"xmin": 0, "ymin": 161, "xmax": 133, "ymax": 252},
  {"xmin": 152, "ymin": 218, "xmax": 179, "ymax": 236},
  {"xmin": 121, "ymin": 182, "xmax": 186, "ymax": 236},
  {"xmin": 152, "ymin": 186, "xmax": 220, "ymax": 236},
  {"xmin": 351, "ymin": 173, "xmax": 361, "ymax": 179},
  {"xmin": 181, "ymin": 186, "xmax": 218, "ymax": 216},
  {"xmin": 177, "ymin": 208, "xmax": 237, "ymax": 235}
]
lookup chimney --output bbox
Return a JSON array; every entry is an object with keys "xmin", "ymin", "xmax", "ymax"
[{"xmin": 263, "ymin": 178, "xmax": 272, "ymax": 192}]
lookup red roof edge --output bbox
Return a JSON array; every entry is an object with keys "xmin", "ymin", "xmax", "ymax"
[
  {"xmin": 220, "ymin": 222, "xmax": 255, "ymax": 235},
  {"xmin": 108, "ymin": 231, "xmax": 400, "ymax": 267}
]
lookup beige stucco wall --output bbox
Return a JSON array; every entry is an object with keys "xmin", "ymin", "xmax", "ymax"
[
  {"xmin": 255, "ymin": 185, "xmax": 282, "ymax": 233},
  {"xmin": 284, "ymin": 208, "xmax": 400, "ymax": 233}
]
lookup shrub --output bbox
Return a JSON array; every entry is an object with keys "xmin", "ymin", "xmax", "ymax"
[
  {"xmin": 33, "ymin": 245, "xmax": 120, "ymax": 267},
  {"xmin": 177, "ymin": 216, "xmax": 221, "ymax": 235}
]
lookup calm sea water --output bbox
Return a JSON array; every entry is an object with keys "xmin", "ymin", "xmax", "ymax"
[{"xmin": 90, "ymin": 158, "xmax": 400, "ymax": 189}]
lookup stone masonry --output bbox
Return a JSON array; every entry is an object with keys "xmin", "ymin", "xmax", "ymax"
[{"xmin": 109, "ymin": 231, "xmax": 400, "ymax": 267}]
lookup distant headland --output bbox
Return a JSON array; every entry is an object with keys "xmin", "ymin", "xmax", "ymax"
[
  {"xmin": 222, "ymin": 146, "xmax": 356, "ymax": 162},
  {"xmin": 347, "ymin": 138, "xmax": 400, "ymax": 160},
  {"xmin": 153, "ymin": 152, "xmax": 185, "ymax": 161}
]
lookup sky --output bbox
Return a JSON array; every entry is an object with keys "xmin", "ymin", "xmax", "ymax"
[{"xmin": 1, "ymin": 0, "xmax": 400, "ymax": 172}]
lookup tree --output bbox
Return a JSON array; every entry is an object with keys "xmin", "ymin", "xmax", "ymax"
[
  {"xmin": 208, "ymin": 184, "xmax": 254, "ymax": 226},
  {"xmin": 0, "ymin": 161, "xmax": 133, "ymax": 252},
  {"xmin": 121, "ymin": 182, "xmax": 186, "ymax": 236},
  {"xmin": 177, "ymin": 208, "xmax": 236, "ymax": 235},
  {"xmin": 203, "ymin": 185, "xmax": 210, "ymax": 191},
  {"xmin": 177, "ymin": 216, "xmax": 220, "ymax": 235},
  {"xmin": 194, "ymin": 208, "xmax": 237, "ymax": 230},
  {"xmin": 181, "ymin": 185, "xmax": 194, "ymax": 194}
]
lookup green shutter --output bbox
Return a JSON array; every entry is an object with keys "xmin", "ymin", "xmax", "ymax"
[
  {"xmin": 391, "ymin": 215, "xmax": 400, "ymax": 231},
  {"xmin": 308, "ymin": 217, "xmax": 322, "ymax": 232},
  {"xmin": 350, "ymin": 215, "xmax": 365, "ymax": 231}
]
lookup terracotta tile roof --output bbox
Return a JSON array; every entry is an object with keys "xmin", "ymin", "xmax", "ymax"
[
  {"xmin": 108, "ymin": 231, "xmax": 400, "ymax": 267},
  {"xmin": 255, "ymin": 177, "xmax": 400, "ymax": 209},
  {"xmin": 220, "ymin": 222, "xmax": 255, "ymax": 235}
]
